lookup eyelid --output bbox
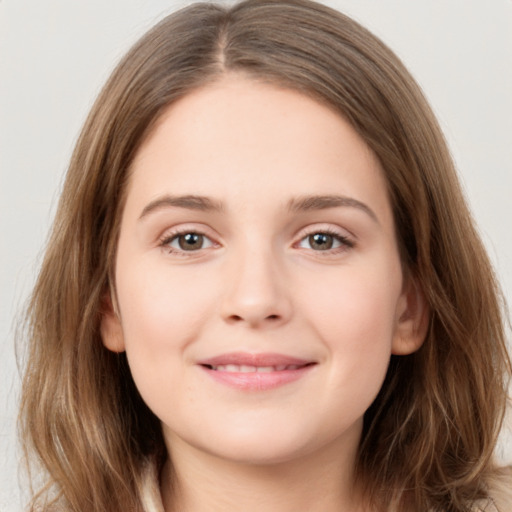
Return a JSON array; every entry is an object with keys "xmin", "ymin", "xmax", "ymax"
[
  {"xmin": 293, "ymin": 223, "xmax": 354, "ymax": 242},
  {"xmin": 168, "ymin": 232, "xmax": 214, "ymax": 250},
  {"xmin": 156, "ymin": 222, "xmax": 355, "ymax": 256},
  {"xmin": 292, "ymin": 224, "xmax": 355, "ymax": 253},
  {"xmin": 295, "ymin": 221, "xmax": 357, "ymax": 240},
  {"xmin": 158, "ymin": 224, "xmax": 221, "ymax": 254}
]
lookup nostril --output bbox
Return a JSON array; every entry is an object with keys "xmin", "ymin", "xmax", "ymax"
[{"xmin": 227, "ymin": 313, "xmax": 280, "ymax": 323}]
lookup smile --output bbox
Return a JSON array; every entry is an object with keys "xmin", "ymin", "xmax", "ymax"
[
  {"xmin": 206, "ymin": 364, "xmax": 304, "ymax": 372},
  {"xmin": 198, "ymin": 352, "xmax": 316, "ymax": 391}
]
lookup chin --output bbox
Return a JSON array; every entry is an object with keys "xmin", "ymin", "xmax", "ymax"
[
  {"xmin": 177, "ymin": 419, "xmax": 360, "ymax": 468},
  {"xmin": 202, "ymin": 439, "xmax": 314, "ymax": 466}
]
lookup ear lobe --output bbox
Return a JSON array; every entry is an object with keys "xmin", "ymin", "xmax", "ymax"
[
  {"xmin": 99, "ymin": 293, "xmax": 126, "ymax": 353},
  {"xmin": 392, "ymin": 277, "xmax": 429, "ymax": 356}
]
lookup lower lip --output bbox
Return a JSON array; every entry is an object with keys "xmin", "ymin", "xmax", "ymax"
[{"xmin": 200, "ymin": 365, "xmax": 315, "ymax": 391}]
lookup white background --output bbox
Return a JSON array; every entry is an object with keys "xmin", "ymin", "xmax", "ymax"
[{"xmin": 1, "ymin": 0, "xmax": 511, "ymax": 509}]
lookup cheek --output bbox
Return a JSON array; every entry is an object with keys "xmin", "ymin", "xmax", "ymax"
[
  {"xmin": 114, "ymin": 261, "xmax": 217, "ymax": 404},
  {"xmin": 301, "ymin": 260, "xmax": 402, "ymax": 394},
  {"xmin": 117, "ymin": 259, "xmax": 214, "ymax": 347}
]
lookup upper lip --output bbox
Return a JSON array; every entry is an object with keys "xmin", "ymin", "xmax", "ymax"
[{"xmin": 198, "ymin": 352, "xmax": 314, "ymax": 368}]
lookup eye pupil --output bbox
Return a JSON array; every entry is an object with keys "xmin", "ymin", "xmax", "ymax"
[
  {"xmin": 309, "ymin": 233, "xmax": 333, "ymax": 250},
  {"xmin": 179, "ymin": 233, "xmax": 203, "ymax": 250}
]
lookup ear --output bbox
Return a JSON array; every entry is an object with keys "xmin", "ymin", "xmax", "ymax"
[
  {"xmin": 392, "ymin": 277, "xmax": 429, "ymax": 356},
  {"xmin": 99, "ymin": 292, "xmax": 126, "ymax": 353}
]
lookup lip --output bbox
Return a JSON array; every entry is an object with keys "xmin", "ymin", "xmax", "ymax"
[{"xmin": 197, "ymin": 352, "xmax": 316, "ymax": 391}]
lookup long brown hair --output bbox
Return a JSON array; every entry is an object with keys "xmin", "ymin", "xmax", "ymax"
[{"xmin": 19, "ymin": 1, "xmax": 510, "ymax": 510}]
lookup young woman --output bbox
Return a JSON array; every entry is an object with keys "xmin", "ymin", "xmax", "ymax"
[{"xmin": 19, "ymin": 0, "xmax": 511, "ymax": 510}]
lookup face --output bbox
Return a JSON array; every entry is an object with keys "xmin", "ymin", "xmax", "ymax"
[{"xmin": 102, "ymin": 75, "xmax": 425, "ymax": 467}]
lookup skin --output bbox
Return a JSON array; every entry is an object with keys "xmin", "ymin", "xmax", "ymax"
[{"xmin": 101, "ymin": 74, "xmax": 427, "ymax": 511}]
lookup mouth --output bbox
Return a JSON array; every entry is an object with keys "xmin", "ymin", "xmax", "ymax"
[
  {"xmin": 204, "ymin": 363, "xmax": 308, "ymax": 373},
  {"xmin": 198, "ymin": 352, "xmax": 316, "ymax": 391}
]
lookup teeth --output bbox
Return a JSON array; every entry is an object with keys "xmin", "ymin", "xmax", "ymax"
[
  {"xmin": 256, "ymin": 366, "xmax": 274, "ymax": 373},
  {"xmin": 210, "ymin": 364, "xmax": 301, "ymax": 372}
]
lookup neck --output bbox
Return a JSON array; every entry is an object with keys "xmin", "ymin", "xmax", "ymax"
[{"xmin": 160, "ymin": 429, "xmax": 366, "ymax": 512}]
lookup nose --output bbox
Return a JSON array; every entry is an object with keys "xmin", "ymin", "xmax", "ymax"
[{"xmin": 220, "ymin": 245, "xmax": 293, "ymax": 328}]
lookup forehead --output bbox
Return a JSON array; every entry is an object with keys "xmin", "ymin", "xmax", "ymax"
[{"xmin": 126, "ymin": 75, "xmax": 392, "ymax": 226}]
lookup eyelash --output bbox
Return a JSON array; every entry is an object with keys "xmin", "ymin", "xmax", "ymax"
[
  {"xmin": 159, "ymin": 227, "xmax": 355, "ymax": 256},
  {"xmin": 159, "ymin": 228, "xmax": 217, "ymax": 257},
  {"xmin": 295, "ymin": 228, "xmax": 354, "ymax": 255}
]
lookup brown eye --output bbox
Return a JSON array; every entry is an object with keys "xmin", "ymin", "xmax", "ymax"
[
  {"xmin": 308, "ymin": 233, "xmax": 334, "ymax": 250},
  {"xmin": 178, "ymin": 233, "xmax": 204, "ymax": 250},
  {"xmin": 163, "ymin": 232, "xmax": 214, "ymax": 252},
  {"xmin": 297, "ymin": 231, "xmax": 353, "ymax": 252}
]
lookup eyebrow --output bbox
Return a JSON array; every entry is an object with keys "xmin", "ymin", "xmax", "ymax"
[
  {"xmin": 139, "ymin": 194, "xmax": 224, "ymax": 219},
  {"xmin": 139, "ymin": 193, "xmax": 378, "ymax": 223},
  {"xmin": 287, "ymin": 195, "xmax": 379, "ymax": 223}
]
